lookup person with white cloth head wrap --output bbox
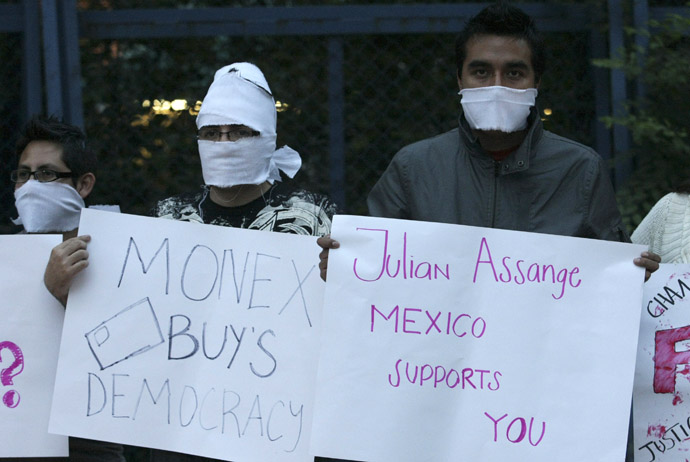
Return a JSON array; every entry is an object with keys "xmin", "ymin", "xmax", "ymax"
[
  {"xmin": 152, "ymin": 62, "xmax": 336, "ymax": 238},
  {"xmin": 196, "ymin": 62, "xmax": 302, "ymax": 191},
  {"xmin": 149, "ymin": 63, "xmax": 338, "ymax": 462}
]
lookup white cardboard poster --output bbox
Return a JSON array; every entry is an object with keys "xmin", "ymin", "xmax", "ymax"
[
  {"xmin": 49, "ymin": 209, "xmax": 324, "ymax": 462},
  {"xmin": 633, "ymin": 263, "xmax": 690, "ymax": 462},
  {"xmin": 0, "ymin": 234, "xmax": 68, "ymax": 457},
  {"xmin": 311, "ymin": 215, "xmax": 646, "ymax": 462}
]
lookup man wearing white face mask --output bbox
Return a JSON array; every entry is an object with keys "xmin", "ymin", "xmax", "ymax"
[
  {"xmin": 12, "ymin": 117, "xmax": 95, "ymax": 238},
  {"xmin": 318, "ymin": 2, "xmax": 660, "ymax": 280},
  {"xmin": 152, "ymin": 62, "xmax": 336, "ymax": 237},
  {"xmin": 7, "ymin": 115, "xmax": 125, "ymax": 461},
  {"xmin": 316, "ymin": 4, "xmax": 657, "ymax": 462},
  {"xmin": 149, "ymin": 63, "xmax": 336, "ymax": 462}
]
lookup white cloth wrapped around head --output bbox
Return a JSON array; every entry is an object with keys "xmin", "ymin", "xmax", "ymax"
[{"xmin": 196, "ymin": 62, "xmax": 301, "ymax": 188}]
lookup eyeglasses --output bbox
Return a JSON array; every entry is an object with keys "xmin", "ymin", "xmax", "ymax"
[
  {"xmin": 10, "ymin": 168, "xmax": 74, "ymax": 183},
  {"xmin": 197, "ymin": 127, "xmax": 260, "ymax": 142}
]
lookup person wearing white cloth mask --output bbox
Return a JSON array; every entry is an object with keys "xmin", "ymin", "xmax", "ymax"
[
  {"xmin": 150, "ymin": 63, "xmax": 336, "ymax": 462},
  {"xmin": 6, "ymin": 115, "xmax": 125, "ymax": 462},
  {"xmin": 12, "ymin": 116, "xmax": 95, "ymax": 239},
  {"xmin": 152, "ymin": 62, "xmax": 336, "ymax": 237}
]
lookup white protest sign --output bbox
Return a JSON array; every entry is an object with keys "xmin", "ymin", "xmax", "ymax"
[
  {"xmin": 633, "ymin": 264, "xmax": 690, "ymax": 462},
  {"xmin": 311, "ymin": 215, "xmax": 646, "ymax": 462},
  {"xmin": 49, "ymin": 208, "xmax": 324, "ymax": 461},
  {"xmin": 0, "ymin": 234, "xmax": 68, "ymax": 458}
]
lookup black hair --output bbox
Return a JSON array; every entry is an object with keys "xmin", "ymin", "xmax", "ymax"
[
  {"xmin": 675, "ymin": 179, "xmax": 690, "ymax": 193},
  {"xmin": 455, "ymin": 2, "xmax": 546, "ymax": 83},
  {"xmin": 15, "ymin": 115, "xmax": 96, "ymax": 179}
]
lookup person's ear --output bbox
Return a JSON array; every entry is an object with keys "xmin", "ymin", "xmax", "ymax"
[
  {"xmin": 75, "ymin": 172, "xmax": 96, "ymax": 199},
  {"xmin": 457, "ymin": 70, "xmax": 463, "ymax": 91}
]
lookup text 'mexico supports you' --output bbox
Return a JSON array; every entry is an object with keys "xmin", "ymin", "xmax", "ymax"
[{"xmin": 311, "ymin": 215, "xmax": 647, "ymax": 462}]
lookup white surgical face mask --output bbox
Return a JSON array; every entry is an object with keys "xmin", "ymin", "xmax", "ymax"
[
  {"xmin": 459, "ymin": 86, "xmax": 538, "ymax": 133},
  {"xmin": 13, "ymin": 180, "xmax": 85, "ymax": 233},
  {"xmin": 198, "ymin": 136, "xmax": 301, "ymax": 188}
]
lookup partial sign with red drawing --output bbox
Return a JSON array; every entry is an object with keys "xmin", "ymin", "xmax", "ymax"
[{"xmin": 634, "ymin": 264, "xmax": 690, "ymax": 462}]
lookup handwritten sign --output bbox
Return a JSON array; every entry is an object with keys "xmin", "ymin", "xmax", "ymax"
[
  {"xmin": 310, "ymin": 215, "xmax": 646, "ymax": 462},
  {"xmin": 0, "ymin": 235, "xmax": 68, "ymax": 458},
  {"xmin": 633, "ymin": 264, "xmax": 690, "ymax": 462},
  {"xmin": 49, "ymin": 209, "xmax": 324, "ymax": 461}
]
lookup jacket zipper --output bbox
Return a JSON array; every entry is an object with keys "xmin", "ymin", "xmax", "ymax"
[{"xmin": 491, "ymin": 160, "xmax": 500, "ymax": 228}]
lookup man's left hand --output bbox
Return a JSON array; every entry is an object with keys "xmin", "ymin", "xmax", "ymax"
[
  {"xmin": 634, "ymin": 251, "xmax": 661, "ymax": 282},
  {"xmin": 44, "ymin": 235, "xmax": 91, "ymax": 307}
]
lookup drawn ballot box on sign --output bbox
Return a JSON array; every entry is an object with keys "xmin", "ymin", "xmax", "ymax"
[{"xmin": 85, "ymin": 297, "xmax": 165, "ymax": 370}]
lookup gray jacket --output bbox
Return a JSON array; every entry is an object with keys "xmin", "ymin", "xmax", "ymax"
[{"xmin": 368, "ymin": 111, "xmax": 629, "ymax": 243}]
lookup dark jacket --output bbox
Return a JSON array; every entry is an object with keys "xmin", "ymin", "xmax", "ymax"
[{"xmin": 368, "ymin": 110, "xmax": 629, "ymax": 243}]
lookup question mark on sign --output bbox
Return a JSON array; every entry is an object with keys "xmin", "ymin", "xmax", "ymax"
[{"xmin": 0, "ymin": 341, "xmax": 24, "ymax": 408}]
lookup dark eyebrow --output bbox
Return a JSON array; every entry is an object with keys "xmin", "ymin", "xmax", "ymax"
[
  {"xmin": 466, "ymin": 60, "xmax": 491, "ymax": 69},
  {"xmin": 466, "ymin": 60, "xmax": 531, "ymax": 71},
  {"xmin": 17, "ymin": 163, "xmax": 64, "ymax": 171},
  {"xmin": 505, "ymin": 61, "xmax": 530, "ymax": 70}
]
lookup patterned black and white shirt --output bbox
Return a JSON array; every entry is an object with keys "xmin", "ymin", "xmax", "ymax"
[{"xmin": 151, "ymin": 182, "xmax": 337, "ymax": 236}]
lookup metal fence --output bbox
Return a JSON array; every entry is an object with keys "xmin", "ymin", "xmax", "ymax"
[
  {"xmin": 1, "ymin": 0, "xmax": 688, "ymax": 234},
  {"xmin": 76, "ymin": 27, "xmax": 600, "ymax": 218},
  {"xmin": 1, "ymin": 0, "xmax": 31, "ymax": 234}
]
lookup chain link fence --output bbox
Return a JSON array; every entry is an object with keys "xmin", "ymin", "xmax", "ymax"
[
  {"xmin": 0, "ymin": 30, "xmax": 22, "ymax": 234},
  {"xmin": 5, "ymin": 0, "xmax": 683, "ymax": 236},
  {"xmin": 72, "ymin": 30, "xmax": 596, "ymax": 222}
]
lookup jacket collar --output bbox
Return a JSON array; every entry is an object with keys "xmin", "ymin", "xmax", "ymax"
[{"xmin": 458, "ymin": 106, "xmax": 543, "ymax": 174}]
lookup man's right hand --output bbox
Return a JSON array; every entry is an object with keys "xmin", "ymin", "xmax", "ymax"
[
  {"xmin": 317, "ymin": 235, "xmax": 340, "ymax": 281},
  {"xmin": 44, "ymin": 235, "xmax": 91, "ymax": 307}
]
